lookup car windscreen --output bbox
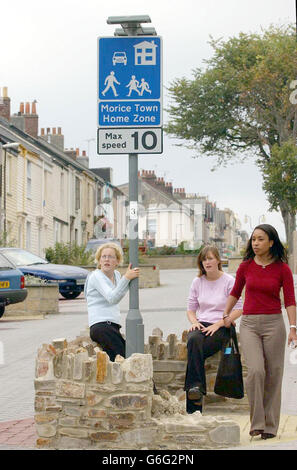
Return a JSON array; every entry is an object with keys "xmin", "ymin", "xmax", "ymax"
[
  {"xmin": 1, "ymin": 249, "xmax": 49, "ymax": 266},
  {"xmin": 0, "ymin": 252, "xmax": 14, "ymax": 270}
]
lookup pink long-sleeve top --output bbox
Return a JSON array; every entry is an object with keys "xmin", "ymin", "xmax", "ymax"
[{"xmin": 187, "ymin": 272, "xmax": 243, "ymax": 323}]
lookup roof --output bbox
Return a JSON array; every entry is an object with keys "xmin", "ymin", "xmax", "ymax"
[{"xmin": 0, "ymin": 116, "xmax": 105, "ymax": 184}]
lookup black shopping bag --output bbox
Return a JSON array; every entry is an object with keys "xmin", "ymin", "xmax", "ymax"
[{"xmin": 214, "ymin": 327, "xmax": 244, "ymax": 399}]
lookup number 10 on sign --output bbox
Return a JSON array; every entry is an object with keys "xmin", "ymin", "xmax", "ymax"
[{"xmin": 97, "ymin": 127, "xmax": 162, "ymax": 154}]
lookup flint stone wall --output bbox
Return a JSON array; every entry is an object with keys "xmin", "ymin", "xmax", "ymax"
[{"xmin": 34, "ymin": 331, "xmax": 240, "ymax": 450}]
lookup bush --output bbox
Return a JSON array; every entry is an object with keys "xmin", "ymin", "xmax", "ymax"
[{"xmin": 45, "ymin": 242, "xmax": 94, "ymax": 266}]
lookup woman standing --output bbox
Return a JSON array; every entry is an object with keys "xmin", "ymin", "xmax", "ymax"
[
  {"xmin": 185, "ymin": 245, "xmax": 243, "ymax": 414},
  {"xmin": 223, "ymin": 225, "xmax": 297, "ymax": 440},
  {"xmin": 84, "ymin": 242, "xmax": 139, "ymax": 361}
]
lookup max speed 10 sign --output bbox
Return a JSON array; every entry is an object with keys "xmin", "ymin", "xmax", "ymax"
[{"xmin": 97, "ymin": 36, "xmax": 163, "ymax": 154}]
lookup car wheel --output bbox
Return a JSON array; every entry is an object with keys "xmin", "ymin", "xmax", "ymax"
[
  {"xmin": 0, "ymin": 305, "xmax": 5, "ymax": 318},
  {"xmin": 60, "ymin": 291, "xmax": 81, "ymax": 300}
]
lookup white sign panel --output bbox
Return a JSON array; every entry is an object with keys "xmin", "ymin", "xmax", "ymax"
[{"xmin": 97, "ymin": 128, "xmax": 162, "ymax": 154}]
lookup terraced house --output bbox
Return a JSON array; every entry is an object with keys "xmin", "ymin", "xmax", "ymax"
[{"xmin": 0, "ymin": 87, "xmax": 127, "ymax": 256}]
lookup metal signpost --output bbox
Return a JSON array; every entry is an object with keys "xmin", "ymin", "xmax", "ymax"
[{"xmin": 97, "ymin": 16, "xmax": 162, "ymax": 357}]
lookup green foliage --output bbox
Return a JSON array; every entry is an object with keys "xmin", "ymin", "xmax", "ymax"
[
  {"xmin": 261, "ymin": 140, "xmax": 297, "ymax": 213},
  {"xmin": 45, "ymin": 242, "xmax": 94, "ymax": 266},
  {"xmin": 146, "ymin": 242, "xmax": 202, "ymax": 256},
  {"xmin": 166, "ymin": 24, "xmax": 297, "ymax": 165}
]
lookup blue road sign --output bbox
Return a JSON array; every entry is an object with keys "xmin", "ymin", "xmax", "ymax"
[{"xmin": 98, "ymin": 36, "xmax": 162, "ymax": 128}]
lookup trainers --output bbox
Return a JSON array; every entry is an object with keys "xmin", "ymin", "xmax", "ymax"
[{"xmin": 188, "ymin": 386, "xmax": 203, "ymax": 402}]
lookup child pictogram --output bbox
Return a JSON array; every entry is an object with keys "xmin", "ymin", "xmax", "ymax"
[{"xmin": 126, "ymin": 75, "xmax": 141, "ymax": 96}]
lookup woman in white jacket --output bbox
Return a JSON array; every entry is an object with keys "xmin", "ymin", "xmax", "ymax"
[{"xmin": 84, "ymin": 242, "xmax": 139, "ymax": 361}]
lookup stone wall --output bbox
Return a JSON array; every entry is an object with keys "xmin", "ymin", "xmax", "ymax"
[
  {"xmin": 5, "ymin": 285, "xmax": 59, "ymax": 317},
  {"xmin": 146, "ymin": 328, "xmax": 249, "ymax": 413},
  {"xmin": 34, "ymin": 331, "xmax": 241, "ymax": 450}
]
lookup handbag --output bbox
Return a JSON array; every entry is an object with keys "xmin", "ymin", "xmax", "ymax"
[{"xmin": 214, "ymin": 327, "xmax": 244, "ymax": 399}]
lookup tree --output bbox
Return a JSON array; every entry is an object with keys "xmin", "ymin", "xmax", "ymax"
[
  {"xmin": 165, "ymin": 24, "xmax": 297, "ymax": 254},
  {"xmin": 261, "ymin": 140, "xmax": 297, "ymax": 252}
]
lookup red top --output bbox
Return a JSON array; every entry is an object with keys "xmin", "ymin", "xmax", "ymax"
[{"xmin": 230, "ymin": 259, "xmax": 296, "ymax": 315}]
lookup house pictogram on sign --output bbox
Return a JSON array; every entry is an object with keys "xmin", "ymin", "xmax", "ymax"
[{"xmin": 134, "ymin": 40, "xmax": 158, "ymax": 65}]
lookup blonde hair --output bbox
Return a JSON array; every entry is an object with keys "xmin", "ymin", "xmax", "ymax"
[
  {"xmin": 95, "ymin": 243, "xmax": 124, "ymax": 268},
  {"xmin": 197, "ymin": 245, "xmax": 222, "ymax": 277}
]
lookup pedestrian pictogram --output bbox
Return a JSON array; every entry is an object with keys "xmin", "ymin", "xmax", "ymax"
[{"xmin": 102, "ymin": 71, "xmax": 120, "ymax": 97}]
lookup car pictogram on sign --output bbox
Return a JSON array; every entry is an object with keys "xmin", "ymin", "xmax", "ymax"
[{"xmin": 112, "ymin": 51, "xmax": 127, "ymax": 65}]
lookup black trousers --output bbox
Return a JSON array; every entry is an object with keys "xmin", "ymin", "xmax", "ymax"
[
  {"xmin": 90, "ymin": 321, "xmax": 125, "ymax": 362},
  {"xmin": 184, "ymin": 322, "xmax": 231, "ymax": 414}
]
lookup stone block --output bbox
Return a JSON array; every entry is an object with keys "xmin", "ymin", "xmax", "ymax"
[
  {"xmin": 35, "ymin": 423, "xmax": 57, "ymax": 438},
  {"xmin": 83, "ymin": 358, "xmax": 96, "ymax": 382},
  {"xmin": 52, "ymin": 338, "xmax": 68, "ymax": 350},
  {"xmin": 209, "ymin": 424, "xmax": 240, "ymax": 445},
  {"xmin": 123, "ymin": 354, "xmax": 153, "ymax": 383},
  {"xmin": 152, "ymin": 327, "xmax": 163, "ymax": 338},
  {"xmin": 86, "ymin": 391, "xmax": 103, "ymax": 406},
  {"xmin": 148, "ymin": 336, "xmax": 161, "ymax": 358},
  {"xmin": 73, "ymin": 351, "xmax": 89, "ymax": 380},
  {"xmin": 59, "ymin": 436, "xmax": 90, "ymax": 449},
  {"xmin": 96, "ymin": 351, "xmax": 109, "ymax": 383},
  {"xmin": 108, "ymin": 394, "xmax": 149, "ymax": 410},
  {"xmin": 108, "ymin": 412, "xmax": 136, "ymax": 430},
  {"xmin": 176, "ymin": 343, "xmax": 187, "ymax": 361},
  {"xmin": 87, "ymin": 408, "xmax": 107, "ymax": 418},
  {"xmin": 153, "ymin": 360, "xmax": 186, "ymax": 372},
  {"xmin": 153, "ymin": 372, "xmax": 175, "ymax": 384},
  {"xmin": 121, "ymin": 426, "xmax": 158, "ymax": 445},
  {"xmin": 89, "ymin": 431, "xmax": 119, "ymax": 442},
  {"xmin": 59, "ymin": 427, "xmax": 89, "ymax": 438},
  {"xmin": 56, "ymin": 380, "xmax": 85, "ymax": 399},
  {"xmin": 35, "ymin": 413, "xmax": 59, "ymax": 424},
  {"xmin": 111, "ymin": 361, "xmax": 123, "ymax": 384},
  {"xmin": 167, "ymin": 334, "xmax": 177, "ymax": 358}
]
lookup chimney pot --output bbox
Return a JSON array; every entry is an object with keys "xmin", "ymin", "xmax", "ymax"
[
  {"xmin": 31, "ymin": 101, "xmax": 37, "ymax": 114},
  {"xmin": 41, "ymin": 128, "xmax": 45, "ymax": 136},
  {"xmin": 2, "ymin": 87, "xmax": 8, "ymax": 98},
  {"xmin": 58, "ymin": 127, "xmax": 62, "ymax": 135},
  {"xmin": 53, "ymin": 127, "xmax": 56, "ymax": 135},
  {"xmin": 76, "ymin": 148, "xmax": 79, "ymax": 156},
  {"xmin": 20, "ymin": 102, "xmax": 24, "ymax": 114},
  {"xmin": 47, "ymin": 128, "xmax": 50, "ymax": 134},
  {"xmin": 82, "ymin": 150, "xmax": 86, "ymax": 157},
  {"xmin": 25, "ymin": 102, "xmax": 30, "ymax": 114}
]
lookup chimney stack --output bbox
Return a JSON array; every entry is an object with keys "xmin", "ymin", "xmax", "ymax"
[
  {"xmin": 39, "ymin": 127, "xmax": 65, "ymax": 151},
  {"xmin": 0, "ymin": 86, "xmax": 11, "ymax": 121},
  {"xmin": 11, "ymin": 99, "xmax": 39, "ymax": 138}
]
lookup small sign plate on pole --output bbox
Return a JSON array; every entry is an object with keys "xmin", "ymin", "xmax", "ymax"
[{"xmin": 97, "ymin": 127, "xmax": 162, "ymax": 154}]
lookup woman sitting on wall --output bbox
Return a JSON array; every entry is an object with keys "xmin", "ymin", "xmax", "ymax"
[
  {"xmin": 84, "ymin": 242, "xmax": 139, "ymax": 361},
  {"xmin": 185, "ymin": 245, "xmax": 243, "ymax": 414}
]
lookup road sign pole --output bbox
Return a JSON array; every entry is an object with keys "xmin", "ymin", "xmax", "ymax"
[
  {"xmin": 102, "ymin": 16, "xmax": 160, "ymax": 356},
  {"xmin": 126, "ymin": 152, "xmax": 144, "ymax": 356}
]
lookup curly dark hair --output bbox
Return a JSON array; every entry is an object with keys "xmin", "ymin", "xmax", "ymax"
[{"xmin": 243, "ymin": 224, "xmax": 288, "ymax": 263}]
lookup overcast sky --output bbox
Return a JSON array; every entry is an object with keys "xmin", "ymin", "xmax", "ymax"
[{"xmin": 1, "ymin": 0, "xmax": 295, "ymax": 241}]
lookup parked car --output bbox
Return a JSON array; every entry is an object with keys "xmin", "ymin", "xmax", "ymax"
[
  {"xmin": 86, "ymin": 238, "xmax": 122, "ymax": 253},
  {"xmin": 0, "ymin": 248, "xmax": 89, "ymax": 300},
  {"xmin": 0, "ymin": 251, "xmax": 27, "ymax": 318}
]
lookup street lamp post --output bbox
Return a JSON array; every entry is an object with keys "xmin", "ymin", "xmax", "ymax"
[{"xmin": 106, "ymin": 16, "xmax": 157, "ymax": 357}]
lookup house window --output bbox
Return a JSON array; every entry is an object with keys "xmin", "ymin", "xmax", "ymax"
[
  {"xmin": 27, "ymin": 161, "xmax": 32, "ymax": 198},
  {"xmin": 75, "ymin": 177, "xmax": 80, "ymax": 210}
]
